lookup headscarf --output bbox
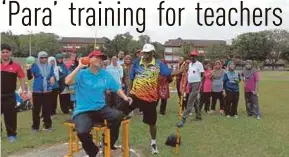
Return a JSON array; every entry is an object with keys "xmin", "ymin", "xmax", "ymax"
[
  {"xmin": 212, "ymin": 60, "xmax": 224, "ymax": 79},
  {"xmin": 48, "ymin": 56, "xmax": 60, "ymax": 81},
  {"xmin": 243, "ymin": 60, "xmax": 255, "ymax": 79},
  {"xmin": 37, "ymin": 51, "xmax": 51, "ymax": 92}
]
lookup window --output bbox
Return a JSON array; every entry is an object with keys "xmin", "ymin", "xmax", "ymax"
[{"xmin": 165, "ymin": 47, "xmax": 173, "ymax": 53}]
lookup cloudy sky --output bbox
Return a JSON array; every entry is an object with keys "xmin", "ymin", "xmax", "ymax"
[{"xmin": 0, "ymin": 0, "xmax": 288, "ymax": 43}]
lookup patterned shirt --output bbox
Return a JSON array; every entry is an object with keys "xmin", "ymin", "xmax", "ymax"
[{"xmin": 130, "ymin": 57, "xmax": 171, "ymax": 102}]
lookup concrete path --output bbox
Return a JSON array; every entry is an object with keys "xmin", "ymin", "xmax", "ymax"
[{"xmin": 8, "ymin": 143, "xmax": 142, "ymax": 157}]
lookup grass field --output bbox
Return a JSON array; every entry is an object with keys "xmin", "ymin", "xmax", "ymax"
[{"xmin": 1, "ymin": 71, "xmax": 289, "ymax": 157}]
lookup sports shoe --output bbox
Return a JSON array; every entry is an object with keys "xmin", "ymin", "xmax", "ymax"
[
  {"xmin": 42, "ymin": 128, "xmax": 53, "ymax": 132},
  {"xmin": 226, "ymin": 115, "xmax": 231, "ymax": 118},
  {"xmin": 234, "ymin": 115, "xmax": 239, "ymax": 118},
  {"xmin": 176, "ymin": 118, "xmax": 186, "ymax": 127},
  {"xmin": 189, "ymin": 113, "xmax": 193, "ymax": 116},
  {"xmin": 8, "ymin": 136, "xmax": 16, "ymax": 142},
  {"xmin": 151, "ymin": 143, "xmax": 159, "ymax": 154},
  {"xmin": 256, "ymin": 116, "xmax": 261, "ymax": 120},
  {"xmin": 32, "ymin": 129, "xmax": 40, "ymax": 133}
]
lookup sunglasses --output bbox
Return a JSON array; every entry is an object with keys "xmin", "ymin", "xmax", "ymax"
[{"xmin": 41, "ymin": 57, "xmax": 48, "ymax": 59}]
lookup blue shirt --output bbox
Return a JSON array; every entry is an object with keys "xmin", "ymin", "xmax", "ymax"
[
  {"xmin": 73, "ymin": 68, "xmax": 121, "ymax": 117},
  {"xmin": 223, "ymin": 71, "xmax": 241, "ymax": 92},
  {"xmin": 106, "ymin": 65, "xmax": 123, "ymax": 84},
  {"xmin": 29, "ymin": 64, "xmax": 55, "ymax": 92}
]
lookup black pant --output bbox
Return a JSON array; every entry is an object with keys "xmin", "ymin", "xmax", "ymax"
[
  {"xmin": 73, "ymin": 106, "xmax": 121, "ymax": 157},
  {"xmin": 32, "ymin": 92, "xmax": 53, "ymax": 130},
  {"xmin": 224, "ymin": 91, "xmax": 239, "ymax": 116},
  {"xmin": 157, "ymin": 99, "xmax": 167, "ymax": 114},
  {"xmin": 106, "ymin": 92, "xmax": 120, "ymax": 109},
  {"xmin": 181, "ymin": 94, "xmax": 189, "ymax": 111},
  {"xmin": 59, "ymin": 93, "xmax": 73, "ymax": 114},
  {"xmin": 51, "ymin": 89, "xmax": 59, "ymax": 115},
  {"xmin": 1, "ymin": 93, "xmax": 17, "ymax": 136},
  {"xmin": 176, "ymin": 79, "xmax": 181, "ymax": 98},
  {"xmin": 211, "ymin": 92, "xmax": 224, "ymax": 111},
  {"xmin": 200, "ymin": 92, "xmax": 211, "ymax": 112}
]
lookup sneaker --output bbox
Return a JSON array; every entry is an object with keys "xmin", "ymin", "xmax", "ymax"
[
  {"xmin": 193, "ymin": 117, "xmax": 202, "ymax": 121},
  {"xmin": 226, "ymin": 115, "xmax": 231, "ymax": 118},
  {"xmin": 257, "ymin": 116, "xmax": 261, "ymax": 120},
  {"xmin": 234, "ymin": 115, "xmax": 239, "ymax": 118},
  {"xmin": 189, "ymin": 113, "xmax": 193, "ymax": 116},
  {"xmin": 8, "ymin": 136, "xmax": 16, "ymax": 142},
  {"xmin": 176, "ymin": 118, "xmax": 186, "ymax": 127},
  {"xmin": 42, "ymin": 128, "xmax": 53, "ymax": 132},
  {"xmin": 32, "ymin": 129, "xmax": 40, "ymax": 133},
  {"xmin": 151, "ymin": 143, "xmax": 159, "ymax": 154}
]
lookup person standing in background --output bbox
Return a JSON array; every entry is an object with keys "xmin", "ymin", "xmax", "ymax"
[
  {"xmin": 68, "ymin": 53, "xmax": 83, "ymax": 110},
  {"xmin": 199, "ymin": 61, "xmax": 212, "ymax": 113},
  {"xmin": 65, "ymin": 52, "xmax": 76, "ymax": 69},
  {"xmin": 55, "ymin": 54, "xmax": 72, "ymax": 114},
  {"xmin": 117, "ymin": 51, "xmax": 125, "ymax": 65},
  {"xmin": 177, "ymin": 50, "xmax": 204, "ymax": 127},
  {"xmin": 48, "ymin": 56, "xmax": 60, "ymax": 116},
  {"xmin": 211, "ymin": 60, "xmax": 225, "ymax": 114},
  {"xmin": 157, "ymin": 59, "xmax": 173, "ymax": 115},
  {"xmin": 223, "ymin": 61, "xmax": 241, "ymax": 118},
  {"xmin": 106, "ymin": 56, "xmax": 124, "ymax": 108},
  {"xmin": 241, "ymin": 60, "xmax": 261, "ymax": 120},
  {"xmin": 122, "ymin": 55, "xmax": 132, "ymax": 95},
  {"xmin": 1, "ymin": 43, "xmax": 26, "ymax": 142},
  {"xmin": 176, "ymin": 57, "xmax": 185, "ymax": 99},
  {"xmin": 27, "ymin": 51, "xmax": 55, "ymax": 132}
]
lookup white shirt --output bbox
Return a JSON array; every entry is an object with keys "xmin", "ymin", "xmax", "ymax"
[{"xmin": 187, "ymin": 61, "xmax": 204, "ymax": 83}]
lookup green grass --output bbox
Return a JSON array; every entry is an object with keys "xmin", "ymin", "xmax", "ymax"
[{"xmin": 2, "ymin": 71, "xmax": 289, "ymax": 157}]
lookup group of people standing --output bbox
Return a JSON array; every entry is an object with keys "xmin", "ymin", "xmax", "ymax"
[
  {"xmin": 1, "ymin": 42, "xmax": 261, "ymax": 157},
  {"xmin": 175, "ymin": 51, "xmax": 261, "ymax": 127}
]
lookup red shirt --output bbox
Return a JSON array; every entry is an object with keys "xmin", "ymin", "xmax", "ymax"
[{"xmin": 1, "ymin": 60, "xmax": 25, "ymax": 94}]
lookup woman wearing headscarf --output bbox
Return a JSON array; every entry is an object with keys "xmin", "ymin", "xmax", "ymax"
[
  {"xmin": 223, "ymin": 61, "xmax": 241, "ymax": 118},
  {"xmin": 157, "ymin": 59, "xmax": 173, "ymax": 115},
  {"xmin": 241, "ymin": 60, "xmax": 261, "ymax": 120},
  {"xmin": 55, "ymin": 53, "xmax": 71, "ymax": 114},
  {"xmin": 211, "ymin": 60, "xmax": 225, "ymax": 114},
  {"xmin": 27, "ymin": 51, "xmax": 55, "ymax": 131},
  {"xmin": 48, "ymin": 56, "xmax": 60, "ymax": 116}
]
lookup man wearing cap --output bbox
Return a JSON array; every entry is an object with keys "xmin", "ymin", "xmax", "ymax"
[
  {"xmin": 65, "ymin": 50, "xmax": 132, "ymax": 157},
  {"xmin": 1, "ymin": 43, "xmax": 26, "ymax": 142},
  {"xmin": 177, "ymin": 50, "xmax": 204, "ymax": 127},
  {"xmin": 119, "ymin": 44, "xmax": 184, "ymax": 154}
]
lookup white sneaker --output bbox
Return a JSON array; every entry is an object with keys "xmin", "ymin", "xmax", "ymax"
[
  {"xmin": 234, "ymin": 115, "xmax": 239, "ymax": 118},
  {"xmin": 151, "ymin": 143, "xmax": 159, "ymax": 154},
  {"xmin": 257, "ymin": 116, "xmax": 261, "ymax": 120},
  {"xmin": 189, "ymin": 113, "xmax": 193, "ymax": 116},
  {"xmin": 226, "ymin": 115, "xmax": 231, "ymax": 118}
]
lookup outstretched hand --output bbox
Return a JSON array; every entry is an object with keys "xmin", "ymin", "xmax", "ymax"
[{"xmin": 124, "ymin": 97, "xmax": 133, "ymax": 105}]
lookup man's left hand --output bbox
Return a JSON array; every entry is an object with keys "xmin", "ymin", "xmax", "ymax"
[{"xmin": 124, "ymin": 97, "xmax": 133, "ymax": 105}]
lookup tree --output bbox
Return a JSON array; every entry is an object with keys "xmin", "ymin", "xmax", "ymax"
[
  {"xmin": 181, "ymin": 42, "xmax": 193, "ymax": 58},
  {"xmin": 206, "ymin": 44, "xmax": 232, "ymax": 60},
  {"xmin": 17, "ymin": 32, "xmax": 61, "ymax": 57},
  {"xmin": 151, "ymin": 42, "xmax": 164, "ymax": 59},
  {"xmin": 232, "ymin": 32, "xmax": 273, "ymax": 62},
  {"xmin": 138, "ymin": 35, "xmax": 151, "ymax": 45},
  {"xmin": 261, "ymin": 29, "xmax": 289, "ymax": 69},
  {"xmin": 1, "ymin": 31, "xmax": 20, "ymax": 56}
]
